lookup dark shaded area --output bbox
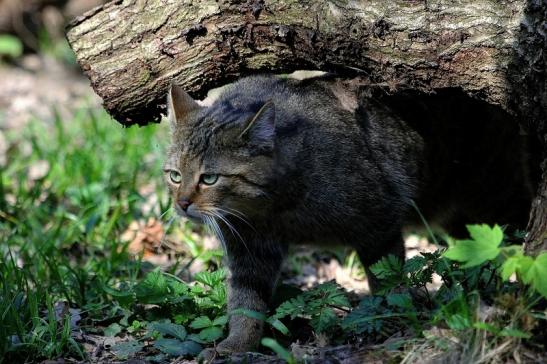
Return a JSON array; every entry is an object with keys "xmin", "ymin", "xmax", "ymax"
[{"xmin": 372, "ymin": 88, "xmax": 540, "ymax": 236}]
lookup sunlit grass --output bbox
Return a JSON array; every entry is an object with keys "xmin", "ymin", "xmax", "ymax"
[{"xmin": 0, "ymin": 108, "xmax": 180, "ymax": 362}]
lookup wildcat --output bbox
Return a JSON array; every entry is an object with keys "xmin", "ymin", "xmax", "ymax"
[{"xmin": 163, "ymin": 75, "xmax": 533, "ymax": 359}]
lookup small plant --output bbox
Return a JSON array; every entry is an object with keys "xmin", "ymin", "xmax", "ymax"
[
  {"xmin": 103, "ymin": 268, "xmax": 228, "ymax": 358},
  {"xmin": 272, "ymin": 281, "xmax": 350, "ymax": 334},
  {"xmin": 444, "ymin": 224, "xmax": 547, "ymax": 298}
]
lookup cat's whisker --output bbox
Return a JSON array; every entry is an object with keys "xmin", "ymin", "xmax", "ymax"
[
  {"xmin": 203, "ymin": 214, "xmax": 227, "ymax": 255},
  {"xmin": 212, "ymin": 206, "xmax": 256, "ymax": 232},
  {"xmin": 199, "ymin": 204, "xmax": 253, "ymax": 228},
  {"xmin": 208, "ymin": 209, "xmax": 257, "ymax": 262}
]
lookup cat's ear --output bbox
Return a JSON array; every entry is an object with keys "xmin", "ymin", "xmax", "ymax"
[
  {"xmin": 239, "ymin": 101, "xmax": 275, "ymax": 148},
  {"xmin": 167, "ymin": 84, "xmax": 200, "ymax": 127}
]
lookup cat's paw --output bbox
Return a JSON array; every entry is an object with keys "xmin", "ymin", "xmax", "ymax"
[
  {"xmin": 197, "ymin": 347, "xmax": 218, "ymax": 363},
  {"xmin": 197, "ymin": 336, "xmax": 256, "ymax": 363}
]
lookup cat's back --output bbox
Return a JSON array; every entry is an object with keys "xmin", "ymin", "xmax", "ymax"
[{"xmin": 218, "ymin": 75, "xmax": 357, "ymax": 131}]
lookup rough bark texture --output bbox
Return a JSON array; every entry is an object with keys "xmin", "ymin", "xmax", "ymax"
[
  {"xmin": 508, "ymin": 1, "xmax": 547, "ymax": 256},
  {"xmin": 66, "ymin": 0, "xmax": 547, "ymax": 254},
  {"xmin": 66, "ymin": 0, "xmax": 526, "ymax": 125}
]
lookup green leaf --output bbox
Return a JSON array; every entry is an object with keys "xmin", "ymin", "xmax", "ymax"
[
  {"xmin": 104, "ymin": 323, "xmax": 123, "ymax": 337},
  {"xmin": 149, "ymin": 321, "xmax": 187, "ymax": 341},
  {"xmin": 134, "ymin": 269, "xmax": 169, "ymax": 304},
  {"xmin": 387, "ymin": 293, "xmax": 414, "ymax": 310},
  {"xmin": 102, "ymin": 284, "xmax": 134, "ymax": 298},
  {"xmin": 189, "ymin": 316, "xmax": 212, "ymax": 329},
  {"xmin": 403, "ymin": 256, "xmax": 427, "ymax": 273},
  {"xmin": 194, "ymin": 269, "xmax": 225, "ymax": 287},
  {"xmin": 274, "ymin": 295, "xmax": 306, "ymax": 319},
  {"xmin": 187, "ymin": 333, "xmax": 207, "ymax": 344},
  {"xmin": 261, "ymin": 338, "xmax": 294, "ymax": 363},
  {"xmin": 443, "ymin": 224, "xmax": 503, "ymax": 268},
  {"xmin": 231, "ymin": 308, "xmax": 267, "ymax": 321},
  {"xmin": 310, "ymin": 308, "xmax": 337, "ymax": 333},
  {"xmin": 198, "ymin": 326, "xmax": 224, "ymax": 342},
  {"xmin": 501, "ymin": 254, "xmax": 522, "ymax": 281},
  {"xmin": 522, "ymin": 253, "xmax": 547, "ymax": 298},
  {"xmin": 212, "ymin": 315, "xmax": 228, "ymax": 326},
  {"xmin": 499, "ymin": 328, "xmax": 532, "ymax": 339},
  {"xmin": 111, "ymin": 340, "xmax": 143, "ymax": 359},
  {"xmin": 473, "ymin": 321, "xmax": 499, "ymax": 334},
  {"xmin": 445, "ymin": 313, "xmax": 471, "ymax": 330},
  {"xmin": 0, "ymin": 35, "xmax": 23, "ymax": 58},
  {"xmin": 341, "ymin": 296, "xmax": 385, "ymax": 334},
  {"xmin": 154, "ymin": 338, "xmax": 202, "ymax": 357},
  {"xmin": 370, "ymin": 255, "xmax": 403, "ymax": 279},
  {"xmin": 467, "ymin": 224, "xmax": 503, "ymax": 246},
  {"xmin": 267, "ymin": 318, "xmax": 290, "ymax": 336},
  {"xmin": 169, "ymin": 280, "xmax": 189, "ymax": 296}
]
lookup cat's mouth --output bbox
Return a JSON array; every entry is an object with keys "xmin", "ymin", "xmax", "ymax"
[{"xmin": 174, "ymin": 205, "xmax": 204, "ymax": 224}]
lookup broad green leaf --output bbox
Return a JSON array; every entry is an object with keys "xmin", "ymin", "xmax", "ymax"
[
  {"xmin": 194, "ymin": 269, "xmax": 225, "ymax": 287},
  {"xmin": 154, "ymin": 338, "xmax": 202, "ymax": 357},
  {"xmin": 187, "ymin": 333, "xmax": 207, "ymax": 344},
  {"xmin": 198, "ymin": 326, "xmax": 224, "ymax": 342},
  {"xmin": 467, "ymin": 224, "xmax": 503, "ymax": 247},
  {"xmin": 443, "ymin": 224, "xmax": 503, "ymax": 268},
  {"xmin": 189, "ymin": 316, "xmax": 212, "ymax": 329},
  {"xmin": 149, "ymin": 321, "xmax": 187, "ymax": 341},
  {"xmin": 111, "ymin": 340, "xmax": 143, "ymax": 358},
  {"xmin": 501, "ymin": 254, "xmax": 522, "ymax": 281},
  {"xmin": 169, "ymin": 280, "xmax": 189, "ymax": 295},
  {"xmin": 134, "ymin": 269, "xmax": 169, "ymax": 304},
  {"xmin": 104, "ymin": 323, "xmax": 123, "ymax": 337},
  {"xmin": 0, "ymin": 35, "xmax": 23, "ymax": 58},
  {"xmin": 522, "ymin": 253, "xmax": 547, "ymax": 298},
  {"xmin": 194, "ymin": 271, "xmax": 215, "ymax": 287},
  {"xmin": 212, "ymin": 315, "xmax": 228, "ymax": 326},
  {"xmin": 517, "ymin": 255, "xmax": 534, "ymax": 279}
]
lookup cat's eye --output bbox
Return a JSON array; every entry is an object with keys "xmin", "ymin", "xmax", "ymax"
[
  {"xmin": 200, "ymin": 174, "xmax": 218, "ymax": 186},
  {"xmin": 169, "ymin": 170, "xmax": 182, "ymax": 184}
]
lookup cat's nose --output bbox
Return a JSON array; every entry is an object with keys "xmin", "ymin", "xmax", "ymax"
[{"xmin": 178, "ymin": 199, "xmax": 192, "ymax": 212}]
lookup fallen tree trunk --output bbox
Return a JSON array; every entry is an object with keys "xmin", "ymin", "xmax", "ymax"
[{"xmin": 66, "ymin": 0, "xmax": 546, "ymax": 255}]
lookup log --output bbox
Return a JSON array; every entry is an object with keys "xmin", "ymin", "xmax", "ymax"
[
  {"xmin": 66, "ymin": 0, "xmax": 527, "ymax": 125},
  {"xmin": 66, "ymin": 0, "xmax": 547, "ymax": 254}
]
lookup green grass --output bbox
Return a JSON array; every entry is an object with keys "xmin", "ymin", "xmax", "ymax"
[
  {"xmin": 1, "ymin": 107, "xmax": 545, "ymax": 363},
  {"xmin": 0, "ymin": 108, "xmax": 179, "ymax": 362}
]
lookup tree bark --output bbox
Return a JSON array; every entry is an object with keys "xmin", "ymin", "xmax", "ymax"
[
  {"xmin": 65, "ymin": 0, "xmax": 547, "ymax": 254},
  {"xmin": 66, "ymin": 0, "xmax": 526, "ymax": 125}
]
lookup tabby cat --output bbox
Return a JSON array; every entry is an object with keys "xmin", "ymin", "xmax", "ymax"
[{"xmin": 163, "ymin": 75, "xmax": 533, "ymax": 359}]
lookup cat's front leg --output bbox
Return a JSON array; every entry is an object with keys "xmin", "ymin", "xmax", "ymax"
[{"xmin": 199, "ymin": 235, "xmax": 286, "ymax": 361}]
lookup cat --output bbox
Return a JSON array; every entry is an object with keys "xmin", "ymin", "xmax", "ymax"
[{"xmin": 163, "ymin": 74, "xmax": 533, "ymax": 360}]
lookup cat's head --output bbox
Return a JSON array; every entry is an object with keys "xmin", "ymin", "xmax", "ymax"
[{"xmin": 163, "ymin": 84, "xmax": 276, "ymax": 224}]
